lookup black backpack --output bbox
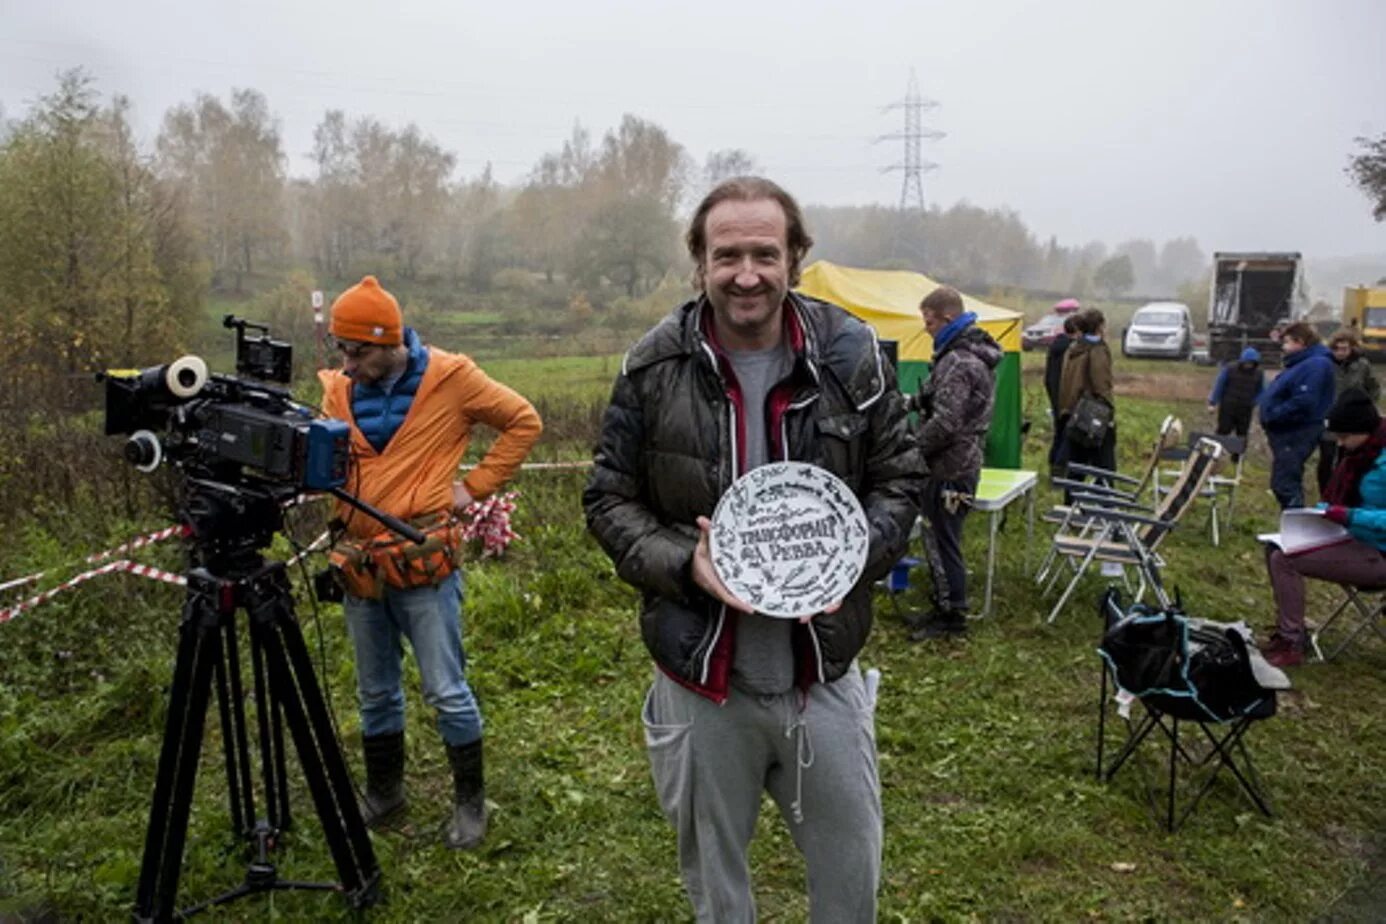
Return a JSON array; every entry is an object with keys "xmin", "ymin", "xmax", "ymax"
[{"xmin": 1098, "ymin": 589, "xmax": 1276, "ymax": 723}]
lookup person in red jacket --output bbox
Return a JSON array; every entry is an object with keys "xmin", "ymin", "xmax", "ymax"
[{"xmin": 321, "ymin": 276, "xmax": 541, "ymax": 849}]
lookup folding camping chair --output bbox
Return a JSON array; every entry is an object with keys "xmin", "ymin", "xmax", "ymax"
[
  {"xmin": 1043, "ymin": 415, "xmax": 1183, "ymax": 530},
  {"xmin": 1038, "ymin": 436, "xmax": 1224, "ymax": 623},
  {"xmin": 1153, "ymin": 431, "xmax": 1246, "ymax": 546},
  {"xmin": 1310, "ymin": 582, "xmax": 1386, "ymax": 662},
  {"xmin": 1037, "ymin": 415, "xmax": 1184, "ymax": 578},
  {"xmin": 1094, "ymin": 589, "xmax": 1289, "ymax": 832}
]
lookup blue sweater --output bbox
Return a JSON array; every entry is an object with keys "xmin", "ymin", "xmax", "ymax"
[
  {"xmin": 1258, "ymin": 343, "xmax": 1335, "ymax": 433},
  {"xmin": 351, "ymin": 327, "xmax": 429, "ymax": 453}
]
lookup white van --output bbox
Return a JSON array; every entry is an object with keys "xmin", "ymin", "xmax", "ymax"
[{"xmin": 1122, "ymin": 302, "xmax": 1194, "ymax": 360}]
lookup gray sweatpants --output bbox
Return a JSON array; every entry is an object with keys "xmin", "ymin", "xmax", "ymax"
[{"xmin": 642, "ymin": 664, "xmax": 881, "ymax": 923}]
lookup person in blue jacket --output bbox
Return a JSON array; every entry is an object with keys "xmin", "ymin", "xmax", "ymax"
[
  {"xmin": 1206, "ymin": 346, "xmax": 1264, "ymax": 451},
  {"xmin": 1264, "ymin": 389, "xmax": 1386, "ymax": 666},
  {"xmin": 1258, "ymin": 322, "xmax": 1335, "ymax": 508}
]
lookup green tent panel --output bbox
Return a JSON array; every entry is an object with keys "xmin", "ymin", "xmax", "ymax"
[{"xmin": 797, "ymin": 260, "xmax": 1024, "ymax": 468}]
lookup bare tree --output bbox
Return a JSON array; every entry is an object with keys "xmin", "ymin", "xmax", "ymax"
[{"xmin": 1347, "ymin": 133, "xmax": 1386, "ymax": 221}]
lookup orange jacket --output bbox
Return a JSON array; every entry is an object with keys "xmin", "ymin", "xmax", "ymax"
[{"xmin": 320, "ymin": 347, "xmax": 542, "ymax": 539}]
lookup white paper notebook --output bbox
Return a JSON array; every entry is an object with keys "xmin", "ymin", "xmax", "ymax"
[{"xmin": 1257, "ymin": 508, "xmax": 1352, "ymax": 555}]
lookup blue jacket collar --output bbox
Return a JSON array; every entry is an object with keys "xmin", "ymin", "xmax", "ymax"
[
  {"xmin": 932, "ymin": 311, "xmax": 977, "ymax": 357},
  {"xmin": 1284, "ymin": 342, "xmax": 1329, "ymax": 367}
]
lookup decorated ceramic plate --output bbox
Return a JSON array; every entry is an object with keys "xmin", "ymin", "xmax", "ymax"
[{"xmin": 709, "ymin": 461, "xmax": 870, "ymax": 619}]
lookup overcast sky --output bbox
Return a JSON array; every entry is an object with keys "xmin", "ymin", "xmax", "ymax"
[{"xmin": 2, "ymin": 0, "xmax": 1384, "ymax": 262}]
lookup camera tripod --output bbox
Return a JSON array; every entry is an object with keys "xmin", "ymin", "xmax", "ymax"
[{"xmin": 134, "ymin": 483, "xmax": 379, "ymax": 921}]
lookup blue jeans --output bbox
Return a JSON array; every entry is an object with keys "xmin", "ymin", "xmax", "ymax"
[
  {"xmin": 1267, "ymin": 424, "xmax": 1322, "ymax": 509},
  {"xmin": 343, "ymin": 571, "xmax": 482, "ymax": 747}
]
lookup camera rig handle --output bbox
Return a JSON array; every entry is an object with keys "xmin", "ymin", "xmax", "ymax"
[{"xmin": 327, "ymin": 487, "xmax": 427, "ymax": 544}]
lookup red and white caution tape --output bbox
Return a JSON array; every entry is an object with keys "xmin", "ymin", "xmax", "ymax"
[
  {"xmin": 1, "ymin": 527, "xmax": 336, "ymax": 625},
  {"xmin": 86, "ymin": 523, "xmax": 191, "ymax": 564},
  {"xmin": 0, "ymin": 559, "xmax": 186, "ymax": 624},
  {"xmin": 0, "ymin": 523, "xmax": 191, "ymax": 596},
  {"xmin": 287, "ymin": 531, "xmax": 330, "ymax": 566}
]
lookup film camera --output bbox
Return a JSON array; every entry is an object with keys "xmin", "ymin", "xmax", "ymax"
[
  {"xmin": 101, "ymin": 318, "xmax": 398, "ymax": 918},
  {"xmin": 101, "ymin": 315, "xmax": 347, "ymax": 494}
]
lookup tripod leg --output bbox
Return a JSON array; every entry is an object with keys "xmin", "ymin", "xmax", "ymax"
[
  {"xmin": 135, "ymin": 578, "xmax": 225, "ymax": 922},
  {"xmin": 218, "ymin": 618, "xmax": 257, "ymax": 838},
  {"xmin": 246, "ymin": 565, "xmax": 379, "ymax": 904},
  {"xmin": 248, "ymin": 621, "xmax": 291, "ymax": 831}
]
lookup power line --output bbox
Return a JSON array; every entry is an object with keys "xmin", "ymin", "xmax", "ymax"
[{"xmin": 875, "ymin": 69, "xmax": 943, "ymax": 212}]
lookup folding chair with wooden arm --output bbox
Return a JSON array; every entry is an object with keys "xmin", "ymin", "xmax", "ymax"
[
  {"xmin": 1153, "ymin": 431, "xmax": 1246, "ymax": 546},
  {"xmin": 1311, "ymin": 582, "xmax": 1386, "ymax": 662},
  {"xmin": 1041, "ymin": 437, "xmax": 1225, "ymax": 623},
  {"xmin": 1046, "ymin": 415, "xmax": 1183, "ymax": 527},
  {"xmin": 1036, "ymin": 416, "xmax": 1184, "ymax": 579}
]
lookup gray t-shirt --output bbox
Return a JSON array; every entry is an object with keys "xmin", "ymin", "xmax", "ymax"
[{"xmin": 725, "ymin": 342, "xmax": 796, "ymax": 695}]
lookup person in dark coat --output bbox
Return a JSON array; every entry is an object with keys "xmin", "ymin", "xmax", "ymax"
[
  {"xmin": 1259, "ymin": 322, "xmax": 1336, "ymax": 509},
  {"xmin": 1045, "ymin": 314, "xmax": 1079, "ymax": 477},
  {"xmin": 1207, "ymin": 346, "xmax": 1264, "ymax": 459},
  {"xmin": 1317, "ymin": 330, "xmax": 1381, "ymax": 494},
  {"xmin": 1057, "ymin": 309, "xmax": 1117, "ymax": 498},
  {"xmin": 907, "ymin": 285, "xmax": 1002, "ymax": 639},
  {"xmin": 583, "ymin": 177, "xmax": 920, "ymax": 922}
]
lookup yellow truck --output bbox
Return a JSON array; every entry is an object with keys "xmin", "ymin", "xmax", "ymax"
[{"xmin": 1343, "ymin": 285, "xmax": 1386, "ymax": 360}]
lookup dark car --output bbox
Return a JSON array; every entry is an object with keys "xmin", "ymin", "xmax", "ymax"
[{"xmin": 1022, "ymin": 313, "xmax": 1066, "ymax": 351}]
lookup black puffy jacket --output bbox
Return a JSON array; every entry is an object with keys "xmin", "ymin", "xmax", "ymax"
[{"xmin": 583, "ymin": 293, "xmax": 921, "ymax": 703}]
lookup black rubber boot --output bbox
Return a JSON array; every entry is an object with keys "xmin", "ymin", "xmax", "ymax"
[
  {"xmin": 444, "ymin": 739, "xmax": 487, "ymax": 850},
  {"xmin": 910, "ymin": 609, "xmax": 969, "ymax": 641},
  {"xmin": 360, "ymin": 731, "xmax": 407, "ymax": 829}
]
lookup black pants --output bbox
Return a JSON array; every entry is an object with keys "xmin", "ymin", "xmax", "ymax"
[
  {"xmin": 1064, "ymin": 426, "xmax": 1118, "ymax": 504},
  {"xmin": 921, "ymin": 473, "xmax": 978, "ymax": 613},
  {"xmin": 1217, "ymin": 405, "xmax": 1253, "ymax": 463},
  {"xmin": 1049, "ymin": 407, "xmax": 1070, "ymax": 473},
  {"xmin": 1216, "ymin": 404, "xmax": 1252, "ymax": 440}
]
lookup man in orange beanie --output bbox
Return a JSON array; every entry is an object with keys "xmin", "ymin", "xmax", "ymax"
[{"xmin": 320, "ymin": 275, "xmax": 542, "ymax": 849}]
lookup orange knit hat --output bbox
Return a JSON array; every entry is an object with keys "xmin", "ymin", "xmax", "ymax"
[{"xmin": 329, "ymin": 276, "xmax": 403, "ymax": 345}]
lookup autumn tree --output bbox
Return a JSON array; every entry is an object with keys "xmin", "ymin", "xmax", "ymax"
[
  {"xmin": 305, "ymin": 110, "xmax": 363, "ymax": 278},
  {"xmin": 440, "ymin": 164, "xmax": 503, "ymax": 288},
  {"xmin": 1157, "ymin": 236, "xmax": 1206, "ymax": 291},
  {"xmin": 157, "ymin": 89, "xmax": 287, "ymax": 291},
  {"xmin": 701, "ymin": 148, "xmax": 759, "ymax": 198},
  {"xmin": 0, "ymin": 71, "xmax": 198, "ymax": 408},
  {"xmin": 302, "ymin": 111, "xmax": 456, "ymax": 281},
  {"xmin": 1093, "ymin": 253, "xmax": 1136, "ymax": 297},
  {"xmin": 387, "ymin": 125, "xmax": 456, "ymax": 278},
  {"xmin": 1114, "ymin": 239, "xmax": 1158, "ymax": 292}
]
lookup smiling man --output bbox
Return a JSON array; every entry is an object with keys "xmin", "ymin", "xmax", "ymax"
[{"xmin": 584, "ymin": 177, "xmax": 920, "ymax": 922}]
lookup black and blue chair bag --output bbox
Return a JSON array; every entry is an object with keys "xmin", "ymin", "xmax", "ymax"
[{"xmin": 1094, "ymin": 588, "xmax": 1290, "ymax": 832}]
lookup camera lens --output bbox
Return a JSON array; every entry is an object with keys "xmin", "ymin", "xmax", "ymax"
[
  {"xmin": 124, "ymin": 430, "xmax": 163, "ymax": 472},
  {"xmin": 163, "ymin": 356, "xmax": 208, "ymax": 399}
]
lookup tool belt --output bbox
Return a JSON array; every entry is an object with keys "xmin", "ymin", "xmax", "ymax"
[{"xmin": 328, "ymin": 511, "xmax": 464, "ymax": 600}]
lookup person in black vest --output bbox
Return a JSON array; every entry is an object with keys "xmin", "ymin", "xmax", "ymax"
[
  {"xmin": 1206, "ymin": 346, "xmax": 1264, "ymax": 459},
  {"xmin": 1044, "ymin": 314, "xmax": 1079, "ymax": 480}
]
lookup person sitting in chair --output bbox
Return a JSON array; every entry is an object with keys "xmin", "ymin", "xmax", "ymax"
[{"xmin": 1264, "ymin": 388, "xmax": 1386, "ymax": 667}]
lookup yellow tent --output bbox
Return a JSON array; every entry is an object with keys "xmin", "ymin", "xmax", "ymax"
[
  {"xmin": 798, "ymin": 260, "xmax": 1023, "ymax": 358},
  {"xmin": 797, "ymin": 260, "xmax": 1025, "ymax": 467}
]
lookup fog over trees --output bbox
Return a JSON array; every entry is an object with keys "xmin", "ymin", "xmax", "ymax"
[{"xmin": 1, "ymin": 71, "xmax": 1218, "ymax": 308}]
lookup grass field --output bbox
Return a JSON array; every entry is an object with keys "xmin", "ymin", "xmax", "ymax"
[{"xmin": 1, "ymin": 345, "xmax": 1384, "ymax": 921}]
